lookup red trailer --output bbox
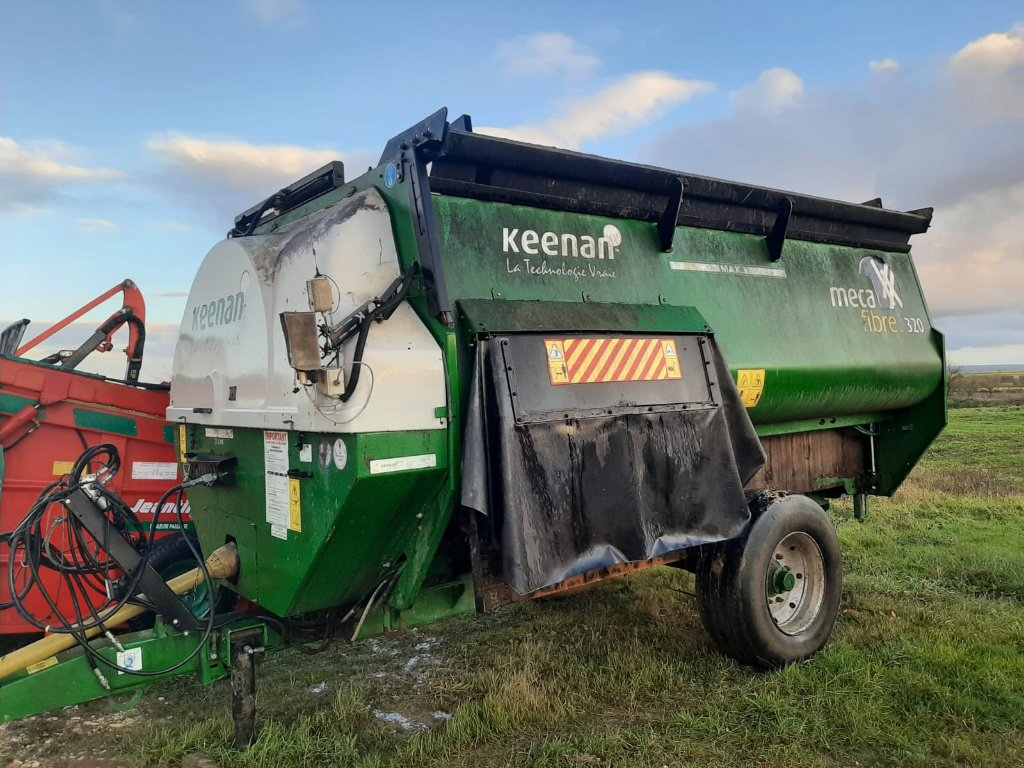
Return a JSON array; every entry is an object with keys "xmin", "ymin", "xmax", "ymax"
[{"xmin": 0, "ymin": 282, "xmax": 191, "ymax": 637}]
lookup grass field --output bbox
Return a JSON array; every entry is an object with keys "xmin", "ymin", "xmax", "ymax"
[{"xmin": 2, "ymin": 407, "xmax": 1022, "ymax": 767}]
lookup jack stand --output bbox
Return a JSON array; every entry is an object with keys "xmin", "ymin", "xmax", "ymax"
[{"xmin": 229, "ymin": 628, "xmax": 264, "ymax": 749}]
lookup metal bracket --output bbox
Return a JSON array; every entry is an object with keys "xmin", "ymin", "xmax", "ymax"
[
  {"xmin": 765, "ymin": 196, "xmax": 794, "ymax": 262},
  {"xmin": 230, "ymin": 161, "xmax": 345, "ymax": 237},
  {"xmin": 63, "ymin": 487, "xmax": 202, "ymax": 632},
  {"xmin": 378, "ymin": 107, "xmax": 450, "ymax": 166},
  {"xmin": 450, "ymin": 113, "xmax": 473, "ymax": 133},
  {"xmin": 658, "ymin": 177, "xmax": 686, "ymax": 252},
  {"xmin": 399, "ymin": 118, "xmax": 454, "ymax": 323}
]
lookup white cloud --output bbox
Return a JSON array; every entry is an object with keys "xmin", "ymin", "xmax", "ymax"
[
  {"xmin": 75, "ymin": 218, "xmax": 117, "ymax": 233},
  {"xmin": 732, "ymin": 68, "xmax": 804, "ymax": 115},
  {"xmin": 147, "ymin": 135, "xmax": 338, "ymax": 189},
  {"xmin": 870, "ymin": 58, "xmax": 901, "ymax": 74},
  {"xmin": 478, "ymin": 72, "xmax": 714, "ymax": 150},
  {"xmin": 645, "ymin": 27, "xmax": 1024, "ymax": 319},
  {"xmin": 951, "ymin": 27, "xmax": 1024, "ymax": 72},
  {"xmin": 0, "ymin": 138, "xmax": 124, "ymax": 214},
  {"xmin": 146, "ymin": 134, "xmax": 370, "ymax": 221},
  {"xmin": 497, "ymin": 32, "xmax": 601, "ymax": 80},
  {"xmin": 949, "ymin": 26, "xmax": 1024, "ymax": 119}
]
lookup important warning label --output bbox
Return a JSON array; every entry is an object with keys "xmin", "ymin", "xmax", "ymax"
[
  {"xmin": 737, "ymin": 369, "xmax": 766, "ymax": 408},
  {"xmin": 264, "ymin": 430, "xmax": 290, "ymax": 537},
  {"xmin": 543, "ymin": 337, "xmax": 683, "ymax": 386}
]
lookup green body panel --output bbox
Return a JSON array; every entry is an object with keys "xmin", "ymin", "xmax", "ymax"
[
  {"xmin": 73, "ymin": 408, "xmax": 138, "ymax": 437},
  {"xmin": 0, "ymin": 392, "xmax": 36, "ymax": 414},
  {"xmin": 185, "ymin": 426, "xmax": 448, "ymax": 617},
  {"xmin": 434, "ymin": 196, "xmax": 943, "ymax": 425},
  {"xmin": 457, "ymin": 299, "xmax": 710, "ymax": 335},
  {"xmin": 432, "ymin": 195, "xmax": 945, "ymax": 494}
]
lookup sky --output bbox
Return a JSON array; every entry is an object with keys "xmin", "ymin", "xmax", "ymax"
[{"xmin": 1, "ymin": 0, "xmax": 1022, "ymax": 379}]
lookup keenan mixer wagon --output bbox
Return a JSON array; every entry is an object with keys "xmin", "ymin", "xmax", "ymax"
[{"xmin": 0, "ymin": 109, "xmax": 945, "ymax": 740}]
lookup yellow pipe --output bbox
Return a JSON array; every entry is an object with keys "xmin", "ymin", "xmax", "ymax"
[{"xmin": 0, "ymin": 543, "xmax": 239, "ymax": 682}]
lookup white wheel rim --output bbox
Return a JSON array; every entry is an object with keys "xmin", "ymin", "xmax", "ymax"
[{"xmin": 765, "ymin": 531, "xmax": 826, "ymax": 636}]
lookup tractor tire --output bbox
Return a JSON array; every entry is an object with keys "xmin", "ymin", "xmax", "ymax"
[
  {"xmin": 696, "ymin": 493, "xmax": 842, "ymax": 669},
  {"xmin": 128, "ymin": 534, "xmax": 237, "ymax": 630}
]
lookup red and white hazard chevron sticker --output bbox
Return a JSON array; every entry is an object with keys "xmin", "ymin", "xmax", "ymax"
[{"xmin": 544, "ymin": 337, "xmax": 682, "ymax": 386}]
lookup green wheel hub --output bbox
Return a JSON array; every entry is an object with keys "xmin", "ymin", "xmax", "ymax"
[{"xmin": 770, "ymin": 566, "xmax": 797, "ymax": 595}]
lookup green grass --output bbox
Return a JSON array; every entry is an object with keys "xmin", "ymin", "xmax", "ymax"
[{"xmin": 6, "ymin": 408, "xmax": 1024, "ymax": 767}]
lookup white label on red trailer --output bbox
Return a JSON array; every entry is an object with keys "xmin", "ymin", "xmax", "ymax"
[
  {"xmin": 131, "ymin": 462, "xmax": 179, "ymax": 481},
  {"xmin": 264, "ymin": 430, "xmax": 290, "ymax": 534},
  {"xmin": 368, "ymin": 454, "xmax": 437, "ymax": 475}
]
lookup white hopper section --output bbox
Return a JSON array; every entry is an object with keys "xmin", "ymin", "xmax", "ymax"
[{"xmin": 168, "ymin": 189, "xmax": 447, "ymax": 434}]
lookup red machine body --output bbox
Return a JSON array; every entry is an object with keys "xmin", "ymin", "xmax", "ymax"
[{"xmin": 0, "ymin": 282, "xmax": 187, "ymax": 635}]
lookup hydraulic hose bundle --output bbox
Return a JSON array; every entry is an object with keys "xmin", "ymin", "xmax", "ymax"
[{"xmin": 1, "ymin": 443, "xmax": 215, "ymax": 677}]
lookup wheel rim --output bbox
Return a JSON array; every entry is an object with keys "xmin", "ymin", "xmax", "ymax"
[{"xmin": 765, "ymin": 531, "xmax": 826, "ymax": 636}]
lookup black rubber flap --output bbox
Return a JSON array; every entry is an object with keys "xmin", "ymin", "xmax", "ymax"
[{"xmin": 461, "ymin": 334, "xmax": 766, "ymax": 594}]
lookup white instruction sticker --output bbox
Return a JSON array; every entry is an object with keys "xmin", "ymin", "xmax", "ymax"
[
  {"xmin": 270, "ymin": 524, "xmax": 288, "ymax": 541},
  {"xmin": 264, "ymin": 431, "xmax": 290, "ymax": 532},
  {"xmin": 368, "ymin": 454, "xmax": 437, "ymax": 475},
  {"xmin": 131, "ymin": 462, "xmax": 178, "ymax": 481},
  {"xmin": 116, "ymin": 647, "xmax": 143, "ymax": 675},
  {"xmin": 205, "ymin": 427, "xmax": 234, "ymax": 439}
]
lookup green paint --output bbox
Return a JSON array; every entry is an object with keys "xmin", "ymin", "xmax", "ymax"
[
  {"xmin": 755, "ymin": 414, "xmax": 888, "ymax": 438},
  {"xmin": 771, "ymin": 567, "xmax": 797, "ymax": 594},
  {"xmin": 0, "ymin": 623, "xmax": 237, "ymax": 722},
  {"xmin": 163, "ymin": 425, "xmax": 176, "ymax": 444},
  {"xmin": 73, "ymin": 408, "xmax": 138, "ymax": 437},
  {"xmin": 457, "ymin": 299, "xmax": 709, "ymax": 335},
  {"xmin": 186, "ymin": 428, "xmax": 448, "ymax": 617},
  {"xmin": 816, "ymin": 476, "xmax": 859, "ymax": 495},
  {"xmin": 433, "ymin": 195, "xmax": 944, "ymax": 495},
  {"xmin": 355, "ymin": 574, "xmax": 476, "ymax": 639},
  {"xmin": 0, "ymin": 393, "xmax": 35, "ymax": 415}
]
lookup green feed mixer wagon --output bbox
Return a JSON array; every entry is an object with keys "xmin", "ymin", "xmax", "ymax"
[{"xmin": 0, "ymin": 109, "xmax": 945, "ymax": 736}]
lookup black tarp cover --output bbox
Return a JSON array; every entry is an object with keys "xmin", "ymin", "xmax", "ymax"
[{"xmin": 461, "ymin": 336, "xmax": 766, "ymax": 595}]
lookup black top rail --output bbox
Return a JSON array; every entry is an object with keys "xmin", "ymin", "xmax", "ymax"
[
  {"xmin": 428, "ymin": 125, "xmax": 932, "ymax": 254},
  {"xmin": 234, "ymin": 108, "xmax": 931, "ymax": 256}
]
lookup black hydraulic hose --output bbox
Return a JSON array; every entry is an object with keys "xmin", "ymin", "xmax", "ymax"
[
  {"xmin": 337, "ymin": 265, "xmax": 419, "ymax": 403},
  {"xmin": 4, "ymin": 445, "xmax": 176, "ymax": 635},
  {"xmin": 3, "ymin": 443, "xmax": 220, "ymax": 677},
  {"xmin": 338, "ymin": 319, "xmax": 371, "ymax": 403}
]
